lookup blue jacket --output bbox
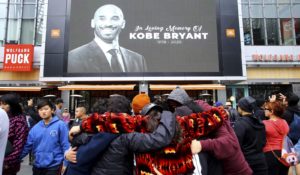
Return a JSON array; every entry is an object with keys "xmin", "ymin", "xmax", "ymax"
[
  {"xmin": 21, "ymin": 116, "xmax": 70, "ymax": 168},
  {"xmin": 295, "ymin": 138, "xmax": 300, "ymax": 160}
]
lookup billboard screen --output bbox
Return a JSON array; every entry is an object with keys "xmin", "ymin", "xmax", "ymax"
[{"xmin": 44, "ymin": 0, "xmax": 242, "ymax": 79}]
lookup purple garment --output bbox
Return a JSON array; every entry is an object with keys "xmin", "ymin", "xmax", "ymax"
[
  {"xmin": 200, "ymin": 120, "xmax": 252, "ymax": 175},
  {"xmin": 4, "ymin": 114, "xmax": 29, "ymax": 174},
  {"xmin": 194, "ymin": 100, "xmax": 212, "ymax": 112}
]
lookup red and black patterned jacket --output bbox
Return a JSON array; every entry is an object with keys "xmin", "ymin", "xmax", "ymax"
[{"xmin": 78, "ymin": 108, "xmax": 226, "ymax": 175}]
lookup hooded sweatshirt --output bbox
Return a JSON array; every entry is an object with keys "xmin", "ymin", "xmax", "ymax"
[
  {"xmin": 234, "ymin": 115, "xmax": 266, "ymax": 159},
  {"xmin": 233, "ymin": 115, "xmax": 269, "ymax": 175},
  {"xmin": 201, "ymin": 120, "xmax": 252, "ymax": 175},
  {"xmin": 168, "ymin": 87, "xmax": 191, "ymax": 105},
  {"xmin": 20, "ymin": 116, "xmax": 70, "ymax": 168},
  {"xmin": 263, "ymin": 118, "xmax": 289, "ymax": 152},
  {"xmin": 282, "ymin": 105, "xmax": 300, "ymax": 125}
]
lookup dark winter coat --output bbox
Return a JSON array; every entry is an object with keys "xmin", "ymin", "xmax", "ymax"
[
  {"xmin": 234, "ymin": 115, "xmax": 268, "ymax": 175},
  {"xmin": 282, "ymin": 105, "xmax": 300, "ymax": 125},
  {"xmin": 91, "ymin": 111, "xmax": 176, "ymax": 175}
]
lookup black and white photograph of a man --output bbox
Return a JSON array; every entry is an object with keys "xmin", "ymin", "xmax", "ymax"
[{"xmin": 67, "ymin": 4, "xmax": 147, "ymax": 73}]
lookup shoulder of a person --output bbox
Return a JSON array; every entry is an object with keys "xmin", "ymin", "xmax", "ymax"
[
  {"xmin": 69, "ymin": 42, "xmax": 93, "ymax": 53},
  {"xmin": 235, "ymin": 117, "xmax": 251, "ymax": 127},
  {"xmin": 10, "ymin": 115, "xmax": 25, "ymax": 123},
  {"xmin": 120, "ymin": 47, "xmax": 143, "ymax": 58}
]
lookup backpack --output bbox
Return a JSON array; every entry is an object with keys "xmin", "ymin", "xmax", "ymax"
[
  {"xmin": 288, "ymin": 113, "xmax": 300, "ymax": 144},
  {"xmin": 276, "ymin": 136, "xmax": 298, "ymax": 167}
]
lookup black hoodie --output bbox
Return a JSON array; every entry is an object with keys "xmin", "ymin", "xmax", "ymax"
[
  {"xmin": 233, "ymin": 115, "xmax": 267, "ymax": 172},
  {"xmin": 282, "ymin": 105, "xmax": 300, "ymax": 125}
]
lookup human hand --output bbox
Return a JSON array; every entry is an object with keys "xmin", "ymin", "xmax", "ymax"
[
  {"xmin": 191, "ymin": 139, "xmax": 202, "ymax": 154},
  {"xmin": 152, "ymin": 164, "xmax": 163, "ymax": 175},
  {"xmin": 268, "ymin": 95, "xmax": 277, "ymax": 102},
  {"xmin": 69, "ymin": 126, "xmax": 81, "ymax": 140},
  {"xmin": 65, "ymin": 147, "xmax": 77, "ymax": 163},
  {"xmin": 27, "ymin": 99, "xmax": 33, "ymax": 107}
]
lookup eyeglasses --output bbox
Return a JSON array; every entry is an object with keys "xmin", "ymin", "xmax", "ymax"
[{"xmin": 264, "ymin": 108, "xmax": 271, "ymax": 111}]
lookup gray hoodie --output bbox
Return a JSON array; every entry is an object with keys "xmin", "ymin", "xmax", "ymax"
[{"xmin": 168, "ymin": 87, "xmax": 191, "ymax": 105}]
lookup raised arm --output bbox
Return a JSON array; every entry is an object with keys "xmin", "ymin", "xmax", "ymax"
[{"xmin": 123, "ymin": 111, "xmax": 176, "ymax": 152}]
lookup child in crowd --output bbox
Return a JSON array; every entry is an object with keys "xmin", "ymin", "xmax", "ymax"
[{"xmin": 20, "ymin": 100, "xmax": 69, "ymax": 175}]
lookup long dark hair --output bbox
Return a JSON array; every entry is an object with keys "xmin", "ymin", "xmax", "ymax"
[{"xmin": 0, "ymin": 93, "xmax": 23, "ymax": 116}]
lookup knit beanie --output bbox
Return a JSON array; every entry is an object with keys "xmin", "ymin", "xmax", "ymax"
[
  {"xmin": 132, "ymin": 93, "xmax": 150, "ymax": 114},
  {"xmin": 238, "ymin": 96, "xmax": 256, "ymax": 113},
  {"xmin": 168, "ymin": 87, "xmax": 191, "ymax": 105}
]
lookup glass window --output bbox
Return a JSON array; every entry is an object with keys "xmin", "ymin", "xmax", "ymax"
[
  {"xmin": 280, "ymin": 18, "xmax": 294, "ymax": 45},
  {"xmin": 10, "ymin": 0, "xmax": 22, "ymax": 3},
  {"xmin": 266, "ymin": 18, "xmax": 280, "ymax": 45},
  {"xmin": 243, "ymin": 18, "xmax": 252, "ymax": 45},
  {"xmin": 0, "ymin": 19, "xmax": 6, "ymax": 44},
  {"xmin": 278, "ymin": 0, "xmax": 291, "ymax": 3},
  {"xmin": 292, "ymin": 5, "xmax": 300, "ymax": 17},
  {"xmin": 0, "ymin": 4, "xmax": 8, "ymax": 18},
  {"xmin": 6, "ymin": 19, "xmax": 21, "ymax": 43},
  {"xmin": 236, "ymin": 88, "xmax": 245, "ymax": 103},
  {"xmin": 292, "ymin": 0, "xmax": 300, "ymax": 3},
  {"xmin": 278, "ymin": 5, "xmax": 292, "ymax": 17},
  {"xmin": 252, "ymin": 18, "xmax": 265, "ymax": 45},
  {"xmin": 0, "ymin": 0, "xmax": 8, "ymax": 2},
  {"xmin": 226, "ymin": 88, "xmax": 233, "ymax": 100},
  {"xmin": 24, "ymin": 0, "xmax": 36, "ymax": 3},
  {"xmin": 242, "ymin": 4, "xmax": 250, "ymax": 18},
  {"xmin": 264, "ymin": 5, "xmax": 277, "ymax": 18},
  {"xmin": 250, "ymin": 0, "xmax": 263, "ymax": 4},
  {"xmin": 250, "ymin": 5, "xmax": 263, "ymax": 18},
  {"xmin": 264, "ymin": 0, "xmax": 276, "ymax": 3},
  {"xmin": 35, "ymin": 19, "xmax": 43, "ymax": 45},
  {"xmin": 8, "ymin": 4, "xmax": 22, "ymax": 18},
  {"xmin": 23, "ymin": 4, "xmax": 36, "ymax": 18},
  {"xmin": 242, "ymin": 0, "xmax": 249, "ymax": 3},
  {"xmin": 295, "ymin": 18, "xmax": 300, "ymax": 45},
  {"xmin": 20, "ymin": 19, "xmax": 34, "ymax": 44}
]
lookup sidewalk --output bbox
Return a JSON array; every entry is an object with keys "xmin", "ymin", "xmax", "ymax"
[{"xmin": 18, "ymin": 155, "xmax": 32, "ymax": 175}]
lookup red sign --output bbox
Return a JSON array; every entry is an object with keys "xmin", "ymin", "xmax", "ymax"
[
  {"xmin": 252, "ymin": 54, "xmax": 300, "ymax": 62},
  {"xmin": 3, "ymin": 44, "xmax": 34, "ymax": 72}
]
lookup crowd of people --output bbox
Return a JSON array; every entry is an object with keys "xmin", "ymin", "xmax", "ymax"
[{"xmin": 0, "ymin": 87, "xmax": 300, "ymax": 175}]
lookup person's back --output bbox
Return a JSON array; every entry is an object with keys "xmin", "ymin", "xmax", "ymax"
[
  {"xmin": 234, "ymin": 96, "xmax": 267, "ymax": 175},
  {"xmin": 0, "ymin": 108, "xmax": 9, "ymax": 173},
  {"xmin": 282, "ymin": 93, "xmax": 300, "ymax": 144},
  {"xmin": 234, "ymin": 116, "xmax": 267, "ymax": 168},
  {"xmin": 228, "ymin": 107, "xmax": 240, "ymax": 125},
  {"xmin": 1, "ymin": 93, "xmax": 29, "ymax": 175},
  {"xmin": 91, "ymin": 96, "xmax": 175, "ymax": 175}
]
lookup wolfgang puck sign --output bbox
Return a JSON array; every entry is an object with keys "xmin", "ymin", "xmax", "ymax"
[{"xmin": 3, "ymin": 44, "xmax": 34, "ymax": 72}]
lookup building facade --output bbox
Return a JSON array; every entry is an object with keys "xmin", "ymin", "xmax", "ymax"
[{"xmin": 0, "ymin": 0, "xmax": 299, "ymax": 111}]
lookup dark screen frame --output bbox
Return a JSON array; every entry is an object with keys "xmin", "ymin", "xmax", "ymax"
[{"xmin": 43, "ymin": 0, "xmax": 243, "ymax": 79}]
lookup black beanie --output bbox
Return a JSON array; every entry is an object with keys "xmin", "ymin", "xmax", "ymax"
[{"xmin": 238, "ymin": 96, "xmax": 256, "ymax": 113}]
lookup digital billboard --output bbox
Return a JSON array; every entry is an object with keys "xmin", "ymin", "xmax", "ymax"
[{"xmin": 44, "ymin": 0, "xmax": 243, "ymax": 80}]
